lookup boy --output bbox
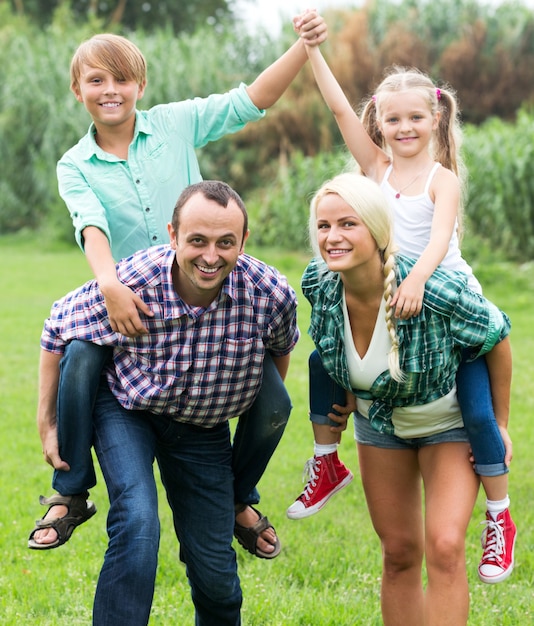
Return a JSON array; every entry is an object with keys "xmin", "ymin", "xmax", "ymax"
[{"xmin": 29, "ymin": 11, "xmax": 327, "ymax": 553}]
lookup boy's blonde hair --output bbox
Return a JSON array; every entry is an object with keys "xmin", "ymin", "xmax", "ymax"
[
  {"xmin": 309, "ymin": 173, "xmax": 405, "ymax": 382},
  {"xmin": 70, "ymin": 33, "xmax": 147, "ymax": 91}
]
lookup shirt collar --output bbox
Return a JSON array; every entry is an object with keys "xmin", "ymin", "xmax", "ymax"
[{"xmin": 80, "ymin": 110, "xmax": 152, "ymax": 161}]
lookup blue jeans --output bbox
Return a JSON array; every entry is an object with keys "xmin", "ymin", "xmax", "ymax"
[
  {"xmin": 308, "ymin": 349, "xmax": 507, "ymax": 476},
  {"xmin": 53, "ymin": 340, "xmax": 291, "ymax": 501},
  {"xmin": 308, "ymin": 349, "xmax": 346, "ymax": 427},
  {"xmin": 53, "ymin": 341, "xmax": 112, "ymax": 494},
  {"xmin": 456, "ymin": 350, "xmax": 507, "ymax": 476},
  {"xmin": 92, "ymin": 382, "xmax": 240, "ymax": 626}
]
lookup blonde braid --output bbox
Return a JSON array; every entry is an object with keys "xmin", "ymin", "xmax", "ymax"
[{"xmin": 382, "ymin": 243, "xmax": 405, "ymax": 383}]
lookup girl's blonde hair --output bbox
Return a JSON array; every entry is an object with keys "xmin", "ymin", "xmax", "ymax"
[
  {"xmin": 309, "ymin": 173, "xmax": 404, "ymax": 382},
  {"xmin": 361, "ymin": 66, "xmax": 466, "ymax": 235},
  {"xmin": 70, "ymin": 33, "xmax": 147, "ymax": 91}
]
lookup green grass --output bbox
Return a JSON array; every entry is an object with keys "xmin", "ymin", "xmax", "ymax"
[{"xmin": 1, "ymin": 236, "xmax": 533, "ymax": 624}]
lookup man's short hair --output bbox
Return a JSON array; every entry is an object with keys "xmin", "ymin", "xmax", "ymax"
[{"xmin": 172, "ymin": 181, "xmax": 248, "ymax": 240}]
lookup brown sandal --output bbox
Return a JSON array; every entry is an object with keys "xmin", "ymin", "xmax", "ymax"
[
  {"xmin": 28, "ymin": 492, "xmax": 97, "ymax": 550},
  {"xmin": 234, "ymin": 505, "xmax": 281, "ymax": 559}
]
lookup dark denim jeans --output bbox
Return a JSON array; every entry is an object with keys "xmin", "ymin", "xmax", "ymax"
[
  {"xmin": 53, "ymin": 340, "xmax": 292, "ymax": 500},
  {"xmin": 53, "ymin": 341, "xmax": 112, "ymax": 494},
  {"xmin": 92, "ymin": 382, "xmax": 241, "ymax": 626},
  {"xmin": 308, "ymin": 348, "xmax": 507, "ymax": 477}
]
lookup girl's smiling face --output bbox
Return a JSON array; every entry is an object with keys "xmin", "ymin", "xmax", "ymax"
[{"xmin": 377, "ymin": 90, "xmax": 439, "ymax": 157}]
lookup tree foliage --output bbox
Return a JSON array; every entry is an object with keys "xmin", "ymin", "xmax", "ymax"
[
  {"xmin": 325, "ymin": 0, "xmax": 534, "ymax": 123},
  {"xmin": 6, "ymin": 0, "xmax": 233, "ymax": 33},
  {"xmin": 1, "ymin": 0, "xmax": 534, "ymax": 261}
]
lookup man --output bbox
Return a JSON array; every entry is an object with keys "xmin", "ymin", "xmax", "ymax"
[{"xmin": 35, "ymin": 181, "xmax": 299, "ymax": 625}]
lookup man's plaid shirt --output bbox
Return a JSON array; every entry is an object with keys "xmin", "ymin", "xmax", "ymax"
[
  {"xmin": 302, "ymin": 254, "xmax": 510, "ymax": 435},
  {"xmin": 42, "ymin": 246, "xmax": 299, "ymax": 427}
]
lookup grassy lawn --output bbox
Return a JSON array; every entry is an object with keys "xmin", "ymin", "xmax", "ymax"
[{"xmin": 1, "ymin": 235, "xmax": 533, "ymax": 625}]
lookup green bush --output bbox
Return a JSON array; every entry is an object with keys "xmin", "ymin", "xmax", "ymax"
[
  {"xmin": 245, "ymin": 150, "xmax": 351, "ymax": 250},
  {"xmin": 1, "ymin": 2, "xmax": 534, "ymax": 262},
  {"xmin": 463, "ymin": 109, "xmax": 534, "ymax": 261}
]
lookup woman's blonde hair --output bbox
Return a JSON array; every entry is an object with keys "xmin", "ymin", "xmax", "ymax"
[
  {"xmin": 309, "ymin": 173, "xmax": 405, "ymax": 382},
  {"xmin": 70, "ymin": 33, "xmax": 147, "ymax": 91}
]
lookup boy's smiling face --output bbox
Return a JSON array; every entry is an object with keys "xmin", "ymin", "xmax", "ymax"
[{"xmin": 72, "ymin": 64, "xmax": 146, "ymax": 129}]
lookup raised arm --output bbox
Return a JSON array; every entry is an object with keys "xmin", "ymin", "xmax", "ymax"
[
  {"xmin": 245, "ymin": 10, "xmax": 327, "ymax": 110},
  {"xmin": 293, "ymin": 20, "xmax": 388, "ymax": 179}
]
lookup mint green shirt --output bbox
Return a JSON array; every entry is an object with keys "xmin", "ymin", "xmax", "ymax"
[{"xmin": 57, "ymin": 83, "xmax": 264, "ymax": 261}]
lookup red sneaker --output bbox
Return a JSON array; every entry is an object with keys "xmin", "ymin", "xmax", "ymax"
[
  {"xmin": 478, "ymin": 509, "xmax": 517, "ymax": 584},
  {"xmin": 286, "ymin": 451, "xmax": 353, "ymax": 520}
]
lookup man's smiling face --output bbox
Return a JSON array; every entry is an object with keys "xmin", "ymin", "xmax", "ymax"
[{"xmin": 168, "ymin": 192, "xmax": 249, "ymax": 307}]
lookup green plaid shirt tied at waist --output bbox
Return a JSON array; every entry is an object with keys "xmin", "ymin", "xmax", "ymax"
[{"xmin": 302, "ymin": 254, "xmax": 511, "ymax": 435}]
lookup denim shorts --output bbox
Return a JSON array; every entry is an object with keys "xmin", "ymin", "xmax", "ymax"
[{"xmin": 354, "ymin": 412, "xmax": 470, "ymax": 449}]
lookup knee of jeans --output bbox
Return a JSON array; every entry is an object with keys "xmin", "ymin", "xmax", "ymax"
[
  {"xmin": 462, "ymin": 409, "xmax": 493, "ymax": 434},
  {"xmin": 271, "ymin": 395, "xmax": 292, "ymax": 427},
  {"xmin": 192, "ymin": 568, "xmax": 241, "ymax": 605},
  {"xmin": 255, "ymin": 391, "xmax": 292, "ymax": 429},
  {"xmin": 108, "ymin": 504, "xmax": 160, "ymax": 546},
  {"xmin": 62, "ymin": 340, "xmax": 111, "ymax": 374}
]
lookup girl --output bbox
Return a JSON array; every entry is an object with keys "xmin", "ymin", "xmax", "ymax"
[
  {"xmin": 287, "ymin": 15, "xmax": 516, "ymax": 585},
  {"xmin": 300, "ymin": 171, "xmax": 512, "ymax": 623}
]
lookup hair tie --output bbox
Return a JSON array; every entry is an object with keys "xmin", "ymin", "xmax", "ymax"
[
  {"xmin": 371, "ymin": 95, "xmax": 377, "ymax": 102},
  {"xmin": 436, "ymin": 88, "xmax": 441, "ymax": 100}
]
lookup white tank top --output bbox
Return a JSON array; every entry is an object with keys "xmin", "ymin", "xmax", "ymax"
[
  {"xmin": 342, "ymin": 292, "xmax": 463, "ymax": 438},
  {"xmin": 380, "ymin": 163, "xmax": 481, "ymax": 293}
]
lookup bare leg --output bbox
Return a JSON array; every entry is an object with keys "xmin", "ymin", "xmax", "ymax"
[
  {"xmin": 312, "ymin": 421, "xmax": 340, "ymax": 445},
  {"xmin": 357, "ymin": 442, "xmax": 425, "ymax": 626},
  {"xmin": 420, "ymin": 442, "xmax": 479, "ymax": 625}
]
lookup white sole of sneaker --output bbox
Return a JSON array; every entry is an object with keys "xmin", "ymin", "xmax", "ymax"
[
  {"xmin": 477, "ymin": 530, "xmax": 517, "ymax": 584},
  {"xmin": 477, "ymin": 561, "xmax": 514, "ymax": 584}
]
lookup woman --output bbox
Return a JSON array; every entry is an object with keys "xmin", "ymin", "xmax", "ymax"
[{"xmin": 302, "ymin": 172, "xmax": 512, "ymax": 624}]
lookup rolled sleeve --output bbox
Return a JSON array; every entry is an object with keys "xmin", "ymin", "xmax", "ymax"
[
  {"xmin": 479, "ymin": 302, "xmax": 511, "ymax": 355},
  {"xmin": 40, "ymin": 282, "xmax": 116, "ymax": 354},
  {"xmin": 57, "ymin": 159, "xmax": 112, "ymax": 252}
]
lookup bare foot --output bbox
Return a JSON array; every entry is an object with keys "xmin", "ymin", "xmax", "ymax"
[
  {"xmin": 31, "ymin": 504, "xmax": 68, "ymax": 545},
  {"xmin": 235, "ymin": 505, "xmax": 277, "ymax": 554}
]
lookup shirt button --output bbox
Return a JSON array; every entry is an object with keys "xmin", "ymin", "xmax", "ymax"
[
  {"xmin": 145, "ymin": 207, "xmax": 150, "ymax": 212},
  {"xmin": 152, "ymin": 235, "xmax": 157, "ymax": 242},
  {"xmin": 135, "ymin": 179, "xmax": 140, "ymax": 184}
]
